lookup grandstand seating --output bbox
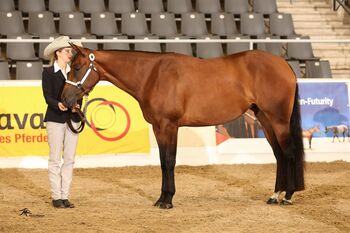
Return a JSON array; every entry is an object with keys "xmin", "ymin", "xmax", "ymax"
[
  {"xmin": 134, "ymin": 35, "xmax": 162, "ymax": 52},
  {"xmin": 121, "ymin": 12, "xmax": 149, "ymax": 36},
  {"xmin": 167, "ymin": 0, "xmax": 192, "ymax": 14},
  {"xmin": 256, "ymin": 35, "xmax": 284, "ymax": 57},
  {"xmin": 108, "ymin": 0, "xmax": 135, "ymax": 14},
  {"xmin": 138, "ymin": 0, "xmax": 164, "ymax": 14},
  {"xmin": 0, "ymin": 0, "xmax": 15, "ymax": 12},
  {"xmin": 15, "ymin": 61, "xmax": 43, "ymax": 80},
  {"xmin": 240, "ymin": 13, "xmax": 266, "ymax": 37},
  {"xmin": 151, "ymin": 12, "xmax": 178, "ymax": 37},
  {"xmin": 181, "ymin": 13, "xmax": 208, "ymax": 37},
  {"xmin": 91, "ymin": 12, "xmax": 119, "ymax": 36},
  {"xmin": 0, "ymin": 0, "xmax": 338, "ymax": 80},
  {"xmin": 18, "ymin": 0, "xmax": 46, "ymax": 14},
  {"xmin": 196, "ymin": 0, "xmax": 222, "ymax": 14},
  {"xmin": 305, "ymin": 60, "xmax": 333, "ymax": 78},
  {"xmin": 79, "ymin": 0, "xmax": 106, "ymax": 14},
  {"xmin": 226, "ymin": 35, "xmax": 250, "ymax": 55},
  {"xmin": 211, "ymin": 12, "xmax": 238, "ymax": 36},
  {"xmin": 102, "ymin": 35, "xmax": 130, "ymax": 50},
  {"xmin": 28, "ymin": 11, "xmax": 56, "ymax": 37},
  {"xmin": 6, "ymin": 35, "xmax": 38, "ymax": 61},
  {"xmin": 0, "ymin": 61, "xmax": 11, "ymax": 80},
  {"xmin": 48, "ymin": 0, "xmax": 76, "ymax": 14},
  {"xmin": 196, "ymin": 35, "xmax": 224, "ymax": 59},
  {"xmin": 165, "ymin": 36, "xmax": 193, "ymax": 56}
]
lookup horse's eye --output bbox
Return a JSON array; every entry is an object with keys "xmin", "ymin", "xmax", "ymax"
[{"xmin": 74, "ymin": 66, "xmax": 81, "ymax": 71}]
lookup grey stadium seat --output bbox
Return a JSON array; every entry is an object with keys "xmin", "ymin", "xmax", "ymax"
[
  {"xmin": 0, "ymin": 61, "xmax": 11, "ymax": 80},
  {"xmin": 226, "ymin": 35, "xmax": 251, "ymax": 55},
  {"xmin": 18, "ymin": 0, "xmax": 46, "ymax": 13},
  {"xmin": 167, "ymin": 0, "xmax": 192, "ymax": 14},
  {"xmin": 134, "ymin": 35, "xmax": 162, "ymax": 53},
  {"xmin": 16, "ymin": 61, "xmax": 43, "ymax": 80},
  {"xmin": 72, "ymin": 35, "xmax": 99, "ymax": 50},
  {"xmin": 138, "ymin": 0, "xmax": 164, "ymax": 14},
  {"xmin": 0, "ymin": 0, "xmax": 15, "ymax": 12},
  {"xmin": 28, "ymin": 11, "xmax": 57, "ymax": 36},
  {"xmin": 196, "ymin": 0, "xmax": 222, "ymax": 14},
  {"xmin": 79, "ymin": 0, "xmax": 106, "ymax": 14},
  {"xmin": 211, "ymin": 12, "xmax": 238, "ymax": 36},
  {"xmin": 108, "ymin": 0, "xmax": 135, "ymax": 14},
  {"xmin": 59, "ymin": 12, "xmax": 87, "ymax": 36},
  {"xmin": 257, "ymin": 35, "xmax": 284, "ymax": 57},
  {"xmin": 102, "ymin": 35, "xmax": 130, "ymax": 50},
  {"xmin": 181, "ymin": 13, "xmax": 208, "ymax": 37},
  {"xmin": 305, "ymin": 60, "xmax": 332, "ymax": 78},
  {"xmin": 269, "ymin": 13, "xmax": 298, "ymax": 37},
  {"xmin": 287, "ymin": 60, "xmax": 302, "ymax": 79},
  {"xmin": 6, "ymin": 35, "xmax": 38, "ymax": 61},
  {"xmin": 240, "ymin": 13, "xmax": 266, "ymax": 37},
  {"xmin": 286, "ymin": 35, "xmax": 319, "ymax": 61},
  {"xmin": 0, "ymin": 11, "xmax": 25, "ymax": 36},
  {"xmin": 196, "ymin": 35, "xmax": 224, "ymax": 59},
  {"xmin": 151, "ymin": 12, "xmax": 178, "ymax": 37},
  {"xmin": 224, "ymin": 0, "xmax": 250, "ymax": 15},
  {"xmin": 121, "ymin": 12, "xmax": 149, "ymax": 36},
  {"xmin": 165, "ymin": 36, "xmax": 193, "ymax": 56},
  {"xmin": 252, "ymin": 0, "xmax": 278, "ymax": 14},
  {"xmin": 49, "ymin": 0, "xmax": 76, "ymax": 14},
  {"xmin": 91, "ymin": 12, "xmax": 119, "ymax": 36}
]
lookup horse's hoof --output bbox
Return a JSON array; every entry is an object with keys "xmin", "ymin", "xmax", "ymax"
[
  {"xmin": 154, "ymin": 201, "xmax": 173, "ymax": 209},
  {"xmin": 266, "ymin": 198, "xmax": 279, "ymax": 205},
  {"xmin": 280, "ymin": 198, "xmax": 293, "ymax": 205}
]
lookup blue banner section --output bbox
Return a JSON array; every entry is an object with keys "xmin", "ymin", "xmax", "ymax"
[{"xmin": 299, "ymin": 82, "xmax": 350, "ymax": 137}]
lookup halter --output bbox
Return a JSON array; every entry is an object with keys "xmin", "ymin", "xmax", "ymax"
[
  {"xmin": 65, "ymin": 52, "xmax": 98, "ymax": 134},
  {"xmin": 65, "ymin": 52, "xmax": 98, "ymax": 94}
]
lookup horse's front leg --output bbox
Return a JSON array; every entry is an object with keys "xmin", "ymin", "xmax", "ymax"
[{"xmin": 152, "ymin": 123, "xmax": 178, "ymax": 209}]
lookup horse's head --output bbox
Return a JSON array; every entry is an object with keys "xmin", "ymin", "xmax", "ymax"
[
  {"xmin": 315, "ymin": 125, "xmax": 320, "ymax": 132},
  {"xmin": 61, "ymin": 43, "xmax": 100, "ymax": 109}
]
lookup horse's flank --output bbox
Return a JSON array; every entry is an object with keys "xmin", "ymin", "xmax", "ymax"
[{"xmin": 93, "ymin": 50, "xmax": 296, "ymax": 127}]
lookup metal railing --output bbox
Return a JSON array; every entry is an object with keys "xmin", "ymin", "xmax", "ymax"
[{"xmin": 333, "ymin": 0, "xmax": 350, "ymax": 14}]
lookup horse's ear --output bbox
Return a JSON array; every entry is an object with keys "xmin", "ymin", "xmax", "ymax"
[{"xmin": 69, "ymin": 42, "xmax": 85, "ymax": 57}]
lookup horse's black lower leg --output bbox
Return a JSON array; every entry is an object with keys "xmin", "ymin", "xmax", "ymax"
[{"xmin": 154, "ymin": 144, "xmax": 177, "ymax": 209}]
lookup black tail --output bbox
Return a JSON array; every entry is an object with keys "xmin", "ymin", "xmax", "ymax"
[{"xmin": 287, "ymin": 83, "xmax": 305, "ymax": 191}]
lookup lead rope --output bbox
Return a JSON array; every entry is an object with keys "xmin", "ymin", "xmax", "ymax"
[{"xmin": 67, "ymin": 94, "xmax": 89, "ymax": 134}]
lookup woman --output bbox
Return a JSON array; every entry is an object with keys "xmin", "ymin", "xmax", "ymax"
[{"xmin": 42, "ymin": 36, "xmax": 82, "ymax": 208}]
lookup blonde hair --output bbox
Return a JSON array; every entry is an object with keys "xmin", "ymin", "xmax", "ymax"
[{"xmin": 48, "ymin": 48, "xmax": 63, "ymax": 66}]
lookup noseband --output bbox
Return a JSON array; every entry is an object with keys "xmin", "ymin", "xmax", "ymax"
[
  {"xmin": 65, "ymin": 52, "xmax": 98, "ymax": 95},
  {"xmin": 66, "ymin": 52, "xmax": 98, "ymax": 134}
]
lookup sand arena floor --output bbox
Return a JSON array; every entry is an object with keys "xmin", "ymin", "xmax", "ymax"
[{"xmin": 0, "ymin": 161, "xmax": 349, "ymax": 233}]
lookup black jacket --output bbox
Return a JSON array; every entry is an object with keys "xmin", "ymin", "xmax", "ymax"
[{"xmin": 42, "ymin": 66, "xmax": 82, "ymax": 123}]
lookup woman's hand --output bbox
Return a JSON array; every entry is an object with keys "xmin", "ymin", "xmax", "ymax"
[
  {"xmin": 58, "ymin": 102, "xmax": 68, "ymax": 111},
  {"xmin": 72, "ymin": 104, "xmax": 80, "ymax": 112}
]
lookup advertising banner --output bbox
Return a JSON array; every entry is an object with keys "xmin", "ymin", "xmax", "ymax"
[
  {"xmin": 216, "ymin": 81, "xmax": 350, "ymax": 144},
  {"xmin": 299, "ymin": 81, "xmax": 349, "ymax": 137},
  {"xmin": 0, "ymin": 82, "xmax": 150, "ymax": 156}
]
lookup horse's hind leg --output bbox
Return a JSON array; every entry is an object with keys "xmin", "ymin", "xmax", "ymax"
[{"xmin": 254, "ymin": 110, "xmax": 284, "ymax": 204}]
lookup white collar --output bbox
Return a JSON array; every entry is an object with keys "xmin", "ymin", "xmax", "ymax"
[{"xmin": 53, "ymin": 61, "xmax": 71, "ymax": 78}]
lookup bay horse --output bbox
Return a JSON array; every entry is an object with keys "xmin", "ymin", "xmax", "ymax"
[
  {"xmin": 302, "ymin": 125, "xmax": 320, "ymax": 149},
  {"xmin": 61, "ymin": 44, "xmax": 305, "ymax": 208},
  {"xmin": 325, "ymin": 124, "xmax": 349, "ymax": 142}
]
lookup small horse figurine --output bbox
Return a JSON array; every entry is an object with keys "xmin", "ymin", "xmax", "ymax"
[
  {"xmin": 325, "ymin": 124, "xmax": 349, "ymax": 142},
  {"xmin": 302, "ymin": 125, "xmax": 320, "ymax": 149},
  {"xmin": 61, "ymin": 45, "xmax": 305, "ymax": 208}
]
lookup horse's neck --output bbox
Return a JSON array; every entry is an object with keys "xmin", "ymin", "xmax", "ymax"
[{"xmin": 97, "ymin": 51, "xmax": 157, "ymax": 100}]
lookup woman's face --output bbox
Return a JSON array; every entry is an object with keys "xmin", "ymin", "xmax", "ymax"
[{"xmin": 56, "ymin": 47, "xmax": 73, "ymax": 64}]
